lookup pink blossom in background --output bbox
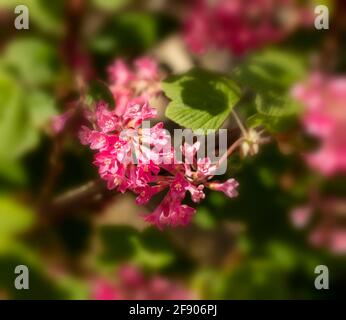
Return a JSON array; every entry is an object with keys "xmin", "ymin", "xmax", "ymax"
[
  {"xmin": 51, "ymin": 109, "xmax": 74, "ymax": 134},
  {"xmin": 107, "ymin": 57, "xmax": 162, "ymax": 115},
  {"xmin": 293, "ymin": 73, "xmax": 346, "ymax": 176},
  {"xmin": 92, "ymin": 264, "xmax": 193, "ymax": 300},
  {"xmin": 184, "ymin": 0, "xmax": 312, "ymax": 56},
  {"xmin": 291, "ymin": 198, "xmax": 346, "ymax": 255}
]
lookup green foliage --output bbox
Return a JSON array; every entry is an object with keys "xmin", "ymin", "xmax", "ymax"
[
  {"xmin": 0, "ymin": 197, "xmax": 35, "ymax": 247},
  {"xmin": 234, "ymin": 49, "xmax": 306, "ymax": 93},
  {"xmin": 0, "ymin": 247, "xmax": 68, "ymax": 299},
  {"xmin": 163, "ymin": 69, "xmax": 241, "ymax": 132},
  {"xmin": 98, "ymin": 226, "xmax": 178, "ymax": 271},
  {"xmin": 234, "ymin": 49, "xmax": 306, "ymax": 132},
  {"xmin": 86, "ymin": 80, "xmax": 115, "ymax": 108},
  {"xmin": 3, "ymin": 38, "xmax": 59, "ymax": 87},
  {"xmin": 90, "ymin": 12, "xmax": 177, "ymax": 60},
  {"xmin": 0, "ymin": 0, "xmax": 63, "ymax": 35},
  {"xmin": 0, "ymin": 71, "xmax": 38, "ymax": 162},
  {"xmin": 0, "ymin": 38, "xmax": 59, "ymax": 184},
  {"xmin": 26, "ymin": 91, "xmax": 57, "ymax": 129},
  {"xmin": 247, "ymin": 94, "xmax": 301, "ymax": 132},
  {"xmin": 91, "ymin": 0, "xmax": 131, "ymax": 11}
]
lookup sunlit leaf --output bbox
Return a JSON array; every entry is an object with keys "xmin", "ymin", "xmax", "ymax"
[{"xmin": 163, "ymin": 69, "xmax": 241, "ymax": 132}]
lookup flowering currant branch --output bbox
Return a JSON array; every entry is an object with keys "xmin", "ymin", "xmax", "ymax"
[{"xmin": 53, "ymin": 57, "xmax": 269, "ymax": 229}]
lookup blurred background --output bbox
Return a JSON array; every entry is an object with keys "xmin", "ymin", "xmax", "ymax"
[{"xmin": 0, "ymin": 0, "xmax": 345, "ymax": 299}]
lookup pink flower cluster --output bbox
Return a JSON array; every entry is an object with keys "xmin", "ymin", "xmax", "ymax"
[
  {"xmin": 107, "ymin": 56, "xmax": 162, "ymax": 115},
  {"xmin": 293, "ymin": 73, "xmax": 346, "ymax": 176},
  {"xmin": 79, "ymin": 58, "xmax": 239, "ymax": 229},
  {"xmin": 291, "ymin": 198, "xmax": 346, "ymax": 255},
  {"xmin": 92, "ymin": 264, "xmax": 193, "ymax": 300},
  {"xmin": 184, "ymin": 0, "xmax": 312, "ymax": 56}
]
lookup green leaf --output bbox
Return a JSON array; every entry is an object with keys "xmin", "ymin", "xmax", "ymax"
[
  {"xmin": 0, "ymin": 160, "xmax": 26, "ymax": 185},
  {"xmin": 0, "ymin": 71, "xmax": 55, "ymax": 183},
  {"xmin": 89, "ymin": 12, "xmax": 176, "ymax": 58},
  {"xmin": 0, "ymin": 244, "xmax": 68, "ymax": 299},
  {"xmin": 234, "ymin": 50, "xmax": 306, "ymax": 132},
  {"xmin": 91, "ymin": 0, "xmax": 131, "ymax": 11},
  {"xmin": 3, "ymin": 38, "xmax": 59, "ymax": 86},
  {"xmin": 99, "ymin": 226, "xmax": 137, "ymax": 263},
  {"xmin": 163, "ymin": 69, "xmax": 241, "ymax": 132},
  {"xmin": 0, "ymin": 197, "xmax": 35, "ymax": 245},
  {"xmin": 234, "ymin": 49, "xmax": 306, "ymax": 93},
  {"xmin": 0, "ymin": 0, "xmax": 63, "ymax": 35},
  {"xmin": 26, "ymin": 91, "xmax": 58, "ymax": 128},
  {"xmin": 131, "ymin": 238, "xmax": 173, "ymax": 270},
  {"xmin": 246, "ymin": 94, "xmax": 301, "ymax": 132},
  {"xmin": 0, "ymin": 70, "xmax": 39, "ymax": 161}
]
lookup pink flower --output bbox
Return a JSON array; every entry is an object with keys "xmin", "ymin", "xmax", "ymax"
[
  {"xmin": 92, "ymin": 264, "xmax": 193, "ymax": 300},
  {"xmin": 293, "ymin": 73, "xmax": 346, "ymax": 176},
  {"xmin": 208, "ymin": 178, "xmax": 239, "ymax": 198},
  {"xmin": 290, "ymin": 206, "xmax": 312, "ymax": 228},
  {"xmin": 291, "ymin": 198, "xmax": 346, "ymax": 255},
  {"xmin": 181, "ymin": 141, "xmax": 200, "ymax": 164},
  {"xmin": 108, "ymin": 57, "xmax": 161, "ymax": 115},
  {"xmin": 95, "ymin": 102, "xmax": 120, "ymax": 133},
  {"xmin": 144, "ymin": 199, "xmax": 196, "ymax": 229},
  {"xmin": 92, "ymin": 280, "xmax": 122, "ymax": 300},
  {"xmin": 51, "ymin": 110, "xmax": 73, "ymax": 134},
  {"xmin": 187, "ymin": 184, "xmax": 205, "ymax": 203},
  {"xmin": 135, "ymin": 57, "xmax": 159, "ymax": 81},
  {"xmin": 330, "ymin": 230, "xmax": 346, "ymax": 255},
  {"xmin": 108, "ymin": 59, "xmax": 133, "ymax": 85},
  {"xmin": 76, "ymin": 58, "xmax": 239, "ymax": 229},
  {"xmin": 196, "ymin": 158, "xmax": 217, "ymax": 179},
  {"xmin": 184, "ymin": 0, "xmax": 312, "ymax": 56}
]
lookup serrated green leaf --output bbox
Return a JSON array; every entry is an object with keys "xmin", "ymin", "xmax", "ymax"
[
  {"xmin": 234, "ymin": 50, "xmax": 306, "ymax": 132},
  {"xmin": 246, "ymin": 91, "xmax": 302, "ymax": 132},
  {"xmin": 163, "ymin": 69, "xmax": 241, "ymax": 132}
]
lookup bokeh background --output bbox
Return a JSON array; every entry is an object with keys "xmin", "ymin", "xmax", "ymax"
[{"xmin": 0, "ymin": 0, "xmax": 345, "ymax": 299}]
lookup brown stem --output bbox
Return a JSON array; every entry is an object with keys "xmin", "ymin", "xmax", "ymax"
[
  {"xmin": 217, "ymin": 137, "xmax": 244, "ymax": 166},
  {"xmin": 37, "ymin": 136, "xmax": 64, "ymax": 212},
  {"xmin": 47, "ymin": 179, "xmax": 109, "ymax": 215}
]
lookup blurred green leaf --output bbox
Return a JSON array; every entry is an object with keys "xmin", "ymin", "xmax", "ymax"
[
  {"xmin": 163, "ymin": 69, "xmax": 241, "ymax": 132},
  {"xmin": 91, "ymin": 0, "xmax": 131, "ymax": 11},
  {"xmin": 0, "ymin": 196, "xmax": 35, "ymax": 246},
  {"xmin": 194, "ymin": 207, "xmax": 216, "ymax": 230},
  {"xmin": 234, "ymin": 49, "xmax": 306, "ymax": 93},
  {"xmin": 0, "ymin": 244, "xmax": 68, "ymax": 299},
  {"xmin": 246, "ymin": 93, "xmax": 301, "ymax": 132},
  {"xmin": 132, "ymin": 237, "xmax": 173, "ymax": 270},
  {"xmin": 0, "ymin": 0, "xmax": 63, "ymax": 35},
  {"xmin": 98, "ymin": 226, "xmax": 177, "ymax": 270},
  {"xmin": 234, "ymin": 50, "xmax": 306, "ymax": 132},
  {"xmin": 90, "ymin": 12, "xmax": 177, "ymax": 61},
  {"xmin": 99, "ymin": 226, "xmax": 138, "ymax": 263},
  {"xmin": 3, "ymin": 38, "xmax": 59, "ymax": 86},
  {"xmin": 27, "ymin": 91, "xmax": 57, "ymax": 128},
  {"xmin": 0, "ymin": 160, "xmax": 26, "ymax": 185},
  {"xmin": 0, "ymin": 70, "xmax": 39, "ymax": 162},
  {"xmin": 86, "ymin": 80, "xmax": 115, "ymax": 108}
]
